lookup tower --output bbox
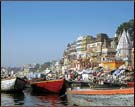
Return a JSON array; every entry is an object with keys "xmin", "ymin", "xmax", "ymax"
[{"xmin": 116, "ymin": 30, "xmax": 132, "ymax": 64}]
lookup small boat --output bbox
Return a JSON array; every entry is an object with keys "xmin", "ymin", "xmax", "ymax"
[
  {"xmin": 30, "ymin": 79, "xmax": 64, "ymax": 93},
  {"xmin": 67, "ymin": 88, "xmax": 134, "ymax": 106},
  {"xmin": 67, "ymin": 87, "xmax": 134, "ymax": 95},
  {"xmin": 1, "ymin": 77, "xmax": 27, "ymax": 92},
  {"xmin": 127, "ymin": 82, "xmax": 134, "ymax": 87}
]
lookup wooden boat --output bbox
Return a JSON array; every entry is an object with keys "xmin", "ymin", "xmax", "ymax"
[
  {"xmin": 67, "ymin": 87, "xmax": 134, "ymax": 95},
  {"xmin": 30, "ymin": 79, "xmax": 64, "ymax": 93},
  {"xmin": 1, "ymin": 77, "xmax": 27, "ymax": 92},
  {"xmin": 67, "ymin": 88, "xmax": 134, "ymax": 106},
  {"xmin": 127, "ymin": 82, "xmax": 134, "ymax": 87},
  {"xmin": 65, "ymin": 80, "xmax": 91, "ymax": 89}
]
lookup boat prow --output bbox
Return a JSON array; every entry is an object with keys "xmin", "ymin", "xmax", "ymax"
[{"xmin": 1, "ymin": 77, "xmax": 27, "ymax": 92}]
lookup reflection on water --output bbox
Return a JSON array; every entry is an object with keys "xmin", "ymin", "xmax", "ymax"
[
  {"xmin": 1, "ymin": 88, "xmax": 134, "ymax": 106},
  {"xmin": 1, "ymin": 88, "xmax": 68, "ymax": 106},
  {"xmin": 13, "ymin": 92, "xmax": 25, "ymax": 105},
  {"xmin": 1, "ymin": 92, "xmax": 25, "ymax": 106}
]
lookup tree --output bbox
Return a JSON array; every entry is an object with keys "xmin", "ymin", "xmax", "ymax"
[
  {"xmin": 35, "ymin": 64, "xmax": 40, "ymax": 70},
  {"xmin": 39, "ymin": 62, "xmax": 51, "ymax": 72},
  {"xmin": 116, "ymin": 19, "xmax": 134, "ymax": 40}
]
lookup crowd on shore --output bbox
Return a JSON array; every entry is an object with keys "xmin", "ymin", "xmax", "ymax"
[
  {"xmin": 1, "ymin": 64, "xmax": 134, "ymax": 87},
  {"xmin": 18, "ymin": 64, "xmax": 133, "ymax": 87}
]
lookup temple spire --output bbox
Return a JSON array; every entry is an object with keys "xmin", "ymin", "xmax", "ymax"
[{"xmin": 116, "ymin": 29, "xmax": 132, "ymax": 60}]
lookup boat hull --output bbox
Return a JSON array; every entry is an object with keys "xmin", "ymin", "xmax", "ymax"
[
  {"xmin": 1, "ymin": 77, "xmax": 26, "ymax": 92},
  {"xmin": 67, "ymin": 88, "xmax": 134, "ymax": 95},
  {"xmin": 30, "ymin": 79, "xmax": 64, "ymax": 93},
  {"xmin": 67, "ymin": 92, "xmax": 134, "ymax": 106},
  {"xmin": 67, "ymin": 87, "xmax": 134, "ymax": 106}
]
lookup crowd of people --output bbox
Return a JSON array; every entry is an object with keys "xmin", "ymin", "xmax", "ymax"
[{"xmin": 64, "ymin": 65, "xmax": 134, "ymax": 86}]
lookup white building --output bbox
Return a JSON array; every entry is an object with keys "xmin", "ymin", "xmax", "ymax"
[
  {"xmin": 76, "ymin": 36, "xmax": 83, "ymax": 59},
  {"xmin": 116, "ymin": 30, "xmax": 132, "ymax": 61}
]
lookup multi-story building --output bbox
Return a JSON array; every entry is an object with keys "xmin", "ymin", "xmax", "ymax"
[
  {"xmin": 75, "ymin": 35, "xmax": 95, "ymax": 70},
  {"xmin": 87, "ymin": 41, "xmax": 102, "ymax": 66},
  {"xmin": 76, "ymin": 35, "xmax": 93, "ymax": 59},
  {"xmin": 101, "ymin": 48, "xmax": 116, "ymax": 62},
  {"xmin": 68, "ymin": 41, "xmax": 77, "ymax": 60},
  {"xmin": 101, "ymin": 36, "xmax": 117, "ymax": 62},
  {"xmin": 63, "ymin": 33, "xmax": 118, "ymax": 70},
  {"xmin": 76, "ymin": 36, "xmax": 83, "ymax": 59},
  {"xmin": 86, "ymin": 33, "xmax": 117, "ymax": 68},
  {"xmin": 63, "ymin": 41, "xmax": 77, "ymax": 70}
]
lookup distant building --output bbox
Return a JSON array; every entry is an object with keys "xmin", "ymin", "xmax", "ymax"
[
  {"xmin": 63, "ymin": 33, "xmax": 119, "ymax": 70},
  {"xmin": 87, "ymin": 33, "xmax": 115, "ymax": 65},
  {"xmin": 76, "ymin": 35, "xmax": 92, "ymax": 59},
  {"xmin": 110, "ymin": 37, "xmax": 118, "ymax": 49},
  {"xmin": 69, "ymin": 41, "xmax": 77, "ymax": 60},
  {"xmin": 101, "ymin": 48, "xmax": 116, "ymax": 62}
]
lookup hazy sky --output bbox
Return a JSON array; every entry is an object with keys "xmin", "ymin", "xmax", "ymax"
[{"xmin": 2, "ymin": 1, "xmax": 134, "ymax": 67}]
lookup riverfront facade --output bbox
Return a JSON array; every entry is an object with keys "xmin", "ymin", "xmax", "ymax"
[{"xmin": 62, "ymin": 31, "xmax": 133, "ymax": 71}]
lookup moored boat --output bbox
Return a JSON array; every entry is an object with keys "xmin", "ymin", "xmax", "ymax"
[
  {"xmin": 67, "ymin": 88, "xmax": 134, "ymax": 106},
  {"xmin": 30, "ymin": 79, "xmax": 64, "ymax": 93},
  {"xmin": 67, "ymin": 87, "xmax": 134, "ymax": 95},
  {"xmin": 127, "ymin": 82, "xmax": 134, "ymax": 87},
  {"xmin": 1, "ymin": 77, "xmax": 27, "ymax": 92}
]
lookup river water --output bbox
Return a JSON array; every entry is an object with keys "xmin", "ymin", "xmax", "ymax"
[
  {"xmin": 1, "ymin": 88, "xmax": 68, "ymax": 106},
  {"xmin": 1, "ymin": 88, "xmax": 134, "ymax": 106}
]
